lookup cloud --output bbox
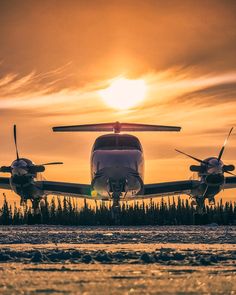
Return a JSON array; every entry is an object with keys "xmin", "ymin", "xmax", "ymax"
[
  {"xmin": 0, "ymin": 0, "xmax": 236, "ymax": 203},
  {"xmin": 0, "ymin": 63, "xmax": 75, "ymax": 99},
  {"xmin": 1, "ymin": 0, "xmax": 236, "ymax": 83}
]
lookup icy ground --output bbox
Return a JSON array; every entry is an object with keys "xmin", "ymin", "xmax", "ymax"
[{"xmin": 0, "ymin": 226, "xmax": 235, "ymax": 294}]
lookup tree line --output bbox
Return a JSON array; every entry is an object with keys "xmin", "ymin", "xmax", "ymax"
[{"xmin": 0, "ymin": 196, "xmax": 236, "ymax": 225}]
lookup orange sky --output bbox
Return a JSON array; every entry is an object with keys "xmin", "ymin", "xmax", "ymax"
[{"xmin": 0, "ymin": 0, "xmax": 236, "ymax": 204}]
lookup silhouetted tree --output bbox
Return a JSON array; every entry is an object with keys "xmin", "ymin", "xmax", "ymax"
[{"xmin": 0, "ymin": 195, "xmax": 236, "ymax": 226}]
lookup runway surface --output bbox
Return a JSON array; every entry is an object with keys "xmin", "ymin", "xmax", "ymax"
[{"xmin": 0, "ymin": 225, "xmax": 235, "ymax": 294}]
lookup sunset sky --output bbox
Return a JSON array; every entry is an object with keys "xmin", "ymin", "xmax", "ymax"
[{"xmin": 1, "ymin": 0, "xmax": 236, "ymax": 203}]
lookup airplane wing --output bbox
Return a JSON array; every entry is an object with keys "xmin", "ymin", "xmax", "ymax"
[
  {"xmin": 0, "ymin": 177, "xmax": 11, "ymax": 190},
  {"xmin": 127, "ymin": 180, "xmax": 200, "ymax": 200},
  {"xmin": 37, "ymin": 180, "xmax": 106, "ymax": 200},
  {"xmin": 224, "ymin": 177, "xmax": 236, "ymax": 189},
  {"xmin": 37, "ymin": 179, "xmax": 200, "ymax": 201}
]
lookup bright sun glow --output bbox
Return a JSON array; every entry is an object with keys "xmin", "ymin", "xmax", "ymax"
[{"xmin": 99, "ymin": 78, "xmax": 147, "ymax": 110}]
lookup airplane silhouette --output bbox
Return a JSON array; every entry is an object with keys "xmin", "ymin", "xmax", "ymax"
[{"xmin": 0, "ymin": 122, "xmax": 235, "ymax": 219}]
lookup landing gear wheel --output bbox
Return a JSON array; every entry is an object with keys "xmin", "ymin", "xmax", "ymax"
[
  {"xmin": 193, "ymin": 197, "xmax": 208, "ymax": 224},
  {"xmin": 32, "ymin": 198, "xmax": 40, "ymax": 214},
  {"xmin": 195, "ymin": 197, "xmax": 205, "ymax": 214},
  {"xmin": 111, "ymin": 205, "xmax": 120, "ymax": 225},
  {"xmin": 39, "ymin": 199, "xmax": 46, "ymax": 209},
  {"xmin": 111, "ymin": 192, "xmax": 121, "ymax": 225}
]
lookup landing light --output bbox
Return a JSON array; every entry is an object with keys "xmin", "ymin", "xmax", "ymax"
[{"xmin": 91, "ymin": 190, "xmax": 98, "ymax": 197}]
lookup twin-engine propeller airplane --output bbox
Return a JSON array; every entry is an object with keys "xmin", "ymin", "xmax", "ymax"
[
  {"xmin": 0, "ymin": 122, "xmax": 235, "ymax": 218},
  {"xmin": 0, "ymin": 125, "xmax": 63, "ymax": 209},
  {"xmin": 51, "ymin": 122, "xmax": 236, "ymax": 216}
]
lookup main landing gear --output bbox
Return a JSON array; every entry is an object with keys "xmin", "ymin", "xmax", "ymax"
[
  {"xmin": 195, "ymin": 197, "xmax": 205, "ymax": 215},
  {"xmin": 20, "ymin": 197, "xmax": 45, "ymax": 214},
  {"xmin": 20, "ymin": 197, "xmax": 27, "ymax": 207},
  {"xmin": 192, "ymin": 196, "xmax": 208, "ymax": 224}
]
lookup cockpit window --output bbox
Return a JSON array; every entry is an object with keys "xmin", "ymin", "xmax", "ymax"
[
  {"xmin": 94, "ymin": 136, "xmax": 117, "ymax": 150},
  {"xmin": 93, "ymin": 135, "xmax": 142, "ymax": 151},
  {"xmin": 118, "ymin": 136, "xmax": 141, "ymax": 150}
]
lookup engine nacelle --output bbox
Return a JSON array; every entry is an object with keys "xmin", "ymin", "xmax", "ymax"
[
  {"xmin": 190, "ymin": 165, "xmax": 201, "ymax": 172},
  {"xmin": 205, "ymin": 174, "xmax": 224, "ymax": 186}
]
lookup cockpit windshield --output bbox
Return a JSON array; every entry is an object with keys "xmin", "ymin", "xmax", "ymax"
[{"xmin": 93, "ymin": 135, "xmax": 142, "ymax": 151}]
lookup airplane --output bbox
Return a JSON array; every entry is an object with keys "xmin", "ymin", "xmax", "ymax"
[
  {"xmin": 0, "ymin": 122, "xmax": 235, "ymax": 219},
  {"xmin": 0, "ymin": 125, "xmax": 63, "ymax": 209},
  {"xmin": 175, "ymin": 127, "xmax": 236, "ymax": 213}
]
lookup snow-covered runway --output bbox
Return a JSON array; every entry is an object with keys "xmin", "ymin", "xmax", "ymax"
[{"xmin": 0, "ymin": 226, "xmax": 235, "ymax": 294}]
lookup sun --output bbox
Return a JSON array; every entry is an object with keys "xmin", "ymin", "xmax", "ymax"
[{"xmin": 99, "ymin": 77, "xmax": 147, "ymax": 110}]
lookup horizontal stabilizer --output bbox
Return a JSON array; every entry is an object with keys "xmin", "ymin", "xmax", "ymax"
[{"xmin": 53, "ymin": 121, "xmax": 181, "ymax": 133}]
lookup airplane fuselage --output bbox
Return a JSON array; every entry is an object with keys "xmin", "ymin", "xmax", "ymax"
[{"xmin": 90, "ymin": 134, "xmax": 144, "ymax": 198}]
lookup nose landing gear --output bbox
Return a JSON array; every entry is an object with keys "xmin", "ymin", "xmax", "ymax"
[
  {"xmin": 109, "ymin": 178, "xmax": 127, "ymax": 224},
  {"xmin": 195, "ymin": 197, "xmax": 205, "ymax": 214},
  {"xmin": 111, "ymin": 192, "xmax": 121, "ymax": 225}
]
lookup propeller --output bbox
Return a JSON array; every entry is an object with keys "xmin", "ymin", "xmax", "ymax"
[
  {"xmin": 225, "ymin": 171, "xmax": 235, "ymax": 176},
  {"xmin": 175, "ymin": 149, "xmax": 209, "ymax": 165},
  {"xmin": 218, "ymin": 127, "xmax": 234, "ymax": 175},
  {"xmin": 41, "ymin": 162, "xmax": 63, "ymax": 166},
  {"xmin": 218, "ymin": 127, "xmax": 234, "ymax": 161},
  {"xmin": 0, "ymin": 125, "xmax": 63, "ymax": 174},
  {"xmin": 13, "ymin": 124, "xmax": 19, "ymax": 160},
  {"xmin": 27, "ymin": 162, "xmax": 63, "ymax": 174},
  {"xmin": 176, "ymin": 127, "xmax": 235, "ymax": 176}
]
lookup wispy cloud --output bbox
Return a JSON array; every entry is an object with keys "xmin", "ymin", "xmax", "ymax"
[
  {"xmin": 1, "ymin": 66, "xmax": 236, "ymax": 110},
  {"xmin": 0, "ymin": 63, "xmax": 75, "ymax": 99},
  {"xmin": 0, "ymin": 0, "xmax": 236, "ymax": 194},
  {"xmin": 142, "ymin": 68, "xmax": 236, "ymax": 107}
]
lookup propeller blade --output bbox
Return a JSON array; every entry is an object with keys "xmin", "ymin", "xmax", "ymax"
[
  {"xmin": 41, "ymin": 162, "xmax": 63, "ymax": 166},
  {"xmin": 225, "ymin": 171, "xmax": 236, "ymax": 176},
  {"xmin": 218, "ymin": 127, "xmax": 234, "ymax": 161},
  {"xmin": 175, "ymin": 149, "xmax": 208, "ymax": 165},
  {"xmin": 13, "ymin": 124, "xmax": 19, "ymax": 160},
  {"xmin": 202, "ymin": 185, "xmax": 209, "ymax": 198},
  {"xmin": 0, "ymin": 166, "xmax": 12, "ymax": 173}
]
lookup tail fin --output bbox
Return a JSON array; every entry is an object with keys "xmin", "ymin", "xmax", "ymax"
[{"xmin": 53, "ymin": 121, "xmax": 181, "ymax": 133}]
